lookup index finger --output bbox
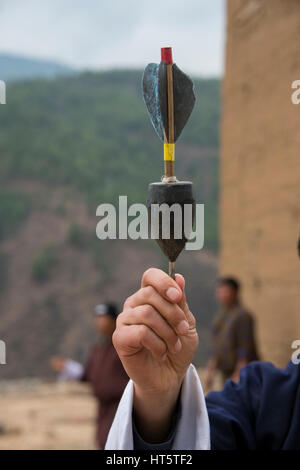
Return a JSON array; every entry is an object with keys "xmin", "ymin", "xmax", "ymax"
[{"xmin": 141, "ymin": 268, "xmax": 182, "ymax": 304}]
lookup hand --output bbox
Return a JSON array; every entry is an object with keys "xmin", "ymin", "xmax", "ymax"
[
  {"xmin": 50, "ymin": 356, "xmax": 66, "ymax": 372},
  {"xmin": 203, "ymin": 368, "xmax": 214, "ymax": 392},
  {"xmin": 231, "ymin": 358, "xmax": 248, "ymax": 383},
  {"xmin": 203, "ymin": 357, "xmax": 216, "ymax": 392},
  {"xmin": 112, "ymin": 268, "xmax": 198, "ymax": 442},
  {"xmin": 113, "ymin": 268, "xmax": 198, "ymax": 394}
]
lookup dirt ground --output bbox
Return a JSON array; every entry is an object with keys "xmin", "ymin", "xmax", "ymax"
[
  {"xmin": 0, "ymin": 370, "xmax": 222, "ymax": 450},
  {"xmin": 0, "ymin": 380, "xmax": 97, "ymax": 450}
]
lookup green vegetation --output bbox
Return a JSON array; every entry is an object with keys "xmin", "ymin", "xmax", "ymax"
[
  {"xmin": 67, "ymin": 222, "xmax": 86, "ymax": 249},
  {"xmin": 55, "ymin": 203, "xmax": 67, "ymax": 217},
  {"xmin": 91, "ymin": 237, "xmax": 113, "ymax": 282},
  {"xmin": 0, "ymin": 70, "xmax": 220, "ymax": 251},
  {"xmin": 31, "ymin": 245, "xmax": 58, "ymax": 283},
  {"xmin": 0, "ymin": 190, "xmax": 30, "ymax": 240},
  {"xmin": 0, "ymin": 251, "xmax": 9, "ymax": 291}
]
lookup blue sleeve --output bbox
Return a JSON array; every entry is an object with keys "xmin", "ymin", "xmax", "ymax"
[{"xmin": 206, "ymin": 361, "xmax": 300, "ymax": 450}]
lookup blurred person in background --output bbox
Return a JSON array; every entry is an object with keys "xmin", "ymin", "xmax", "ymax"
[
  {"xmin": 204, "ymin": 277, "xmax": 259, "ymax": 390},
  {"xmin": 50, "ymin": 303, "xmax": 128, "ymax": 449}
]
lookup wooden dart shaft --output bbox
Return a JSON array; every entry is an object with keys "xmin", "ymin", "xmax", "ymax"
[
  {"xmin": 167, "ymin": 64, "xmax": 175, "ymax": 144},
  {"xmin": 162, "ymin": 47, "xmax": 175, "ymax": 179}
]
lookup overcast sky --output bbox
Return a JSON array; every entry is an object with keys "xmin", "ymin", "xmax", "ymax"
[{"xmin": 0, "ymin": 0, "xmax": 225, "ymax": 76}]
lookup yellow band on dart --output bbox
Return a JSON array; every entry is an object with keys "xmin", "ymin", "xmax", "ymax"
[{"xmin": 164, "ymin": 143, "xmax": 175, "ymax": 161}]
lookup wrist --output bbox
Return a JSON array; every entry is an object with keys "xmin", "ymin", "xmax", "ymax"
[{"xmin": 133, "ymin": 380, "xmax": 182, "ymax": 443}]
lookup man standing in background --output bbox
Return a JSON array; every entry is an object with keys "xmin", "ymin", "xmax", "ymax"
[
  {"xmin": 204, "ymin": 277, "xmax": 259, "ymax": 390},
  {"xmin": 51, "ymin": 303, "xmax": 128, "ymax": 449}
]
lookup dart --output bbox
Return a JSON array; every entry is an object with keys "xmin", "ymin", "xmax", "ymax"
[{"xmin": 143, "ymin": 47, "xmax": 196, "ymax": 278}]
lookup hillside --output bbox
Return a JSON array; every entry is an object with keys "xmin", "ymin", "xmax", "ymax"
[
  {"xmin": 0, "ymin": 70, "xmax": 220, "ymax": 378},
  {"xmin": 0, "ymin": 54, "xmax": 75, "ymax": 81},
  {"xmin": 0, "ymin": 70, "xmax": 219, "ymax": 247}
]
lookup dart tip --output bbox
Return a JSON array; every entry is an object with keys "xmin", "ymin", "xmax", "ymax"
[
  {"xmin": 161, "ymin": 47, "xmax": 173, "ymax": 64},
  {"xmin": 168, "ymin": 261, "xmax": 175, "ymax": 279}
]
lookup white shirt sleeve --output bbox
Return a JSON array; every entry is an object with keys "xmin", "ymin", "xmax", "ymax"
[{"xmin": 105, "ymin": 363, "xmax": 211, "ymax": 450}]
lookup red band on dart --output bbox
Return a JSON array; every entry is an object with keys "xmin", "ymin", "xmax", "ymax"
[{"xmin": 161, "ymin": 47, "xmax": 173, "ymax": 64}]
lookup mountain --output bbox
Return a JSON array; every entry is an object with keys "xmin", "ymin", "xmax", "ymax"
[
  {"xmin": 0, "ymin": 70, "xmax": 220, "ymax": 378},
  {"xmin": 0, "ymin": 54, "xmax": 75, "ymax": 81}
]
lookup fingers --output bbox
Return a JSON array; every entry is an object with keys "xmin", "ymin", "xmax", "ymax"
[
  {"xmin": 118, "ymin": 305, "xmax": 182, "ymax": 354},
  {"xmin": 142, "ymin": 268, "xmax": 183, "ymax": 304},
  {"xmin": 113, "ymin": 324, "xmax": 168, "ymax": 362},
  {"xmin": 174, "ymin": 274, "xmax": 187, "ymax": 311},
  {"xmin": 174, "ymin": 273, "xmax": 196, "ymax": 328},
  {"xmin": 125, "ymin": 285, "xmax": 189, "ymax": 336},
  {"xmin": 115, "ymin": 268, "xmax": 197, "ymax": 364}
]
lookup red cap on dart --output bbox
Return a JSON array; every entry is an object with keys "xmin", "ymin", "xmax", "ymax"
[{"xmin": 161, "ymin": 47, "xmax": 173, "ymax": 64}]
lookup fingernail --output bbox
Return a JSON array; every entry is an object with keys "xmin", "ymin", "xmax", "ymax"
[
  {"xmin": 177, "ymin": 320, "xmax": 189, "ymax": 335},
  {"xmin": 161, "ymin": 353, "xmax": 168, "ymax": 361},
  {"xmin": 166, "ymin": 287, "xmax": 180, "ymax": 302},
  {"xmin": 174, "ymin": 338, "xmax": 182, "ymax": 353}
]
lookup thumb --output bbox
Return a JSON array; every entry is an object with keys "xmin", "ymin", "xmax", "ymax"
[
  {"xmin": 174, "ymin": 273, "xmax": 194, "ymax": 325},
  {"xmin": 175, "ymin": 273, "xmax": 185, "ymax": 299},
  {"xmin": 175, "ymin": 272, "xmax": 188, "ymax": 312}
]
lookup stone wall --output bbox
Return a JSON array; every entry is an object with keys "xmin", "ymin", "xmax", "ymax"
[{"xmin": 221, "ymin": 0, "xmax": 300, "ymax": 366}]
